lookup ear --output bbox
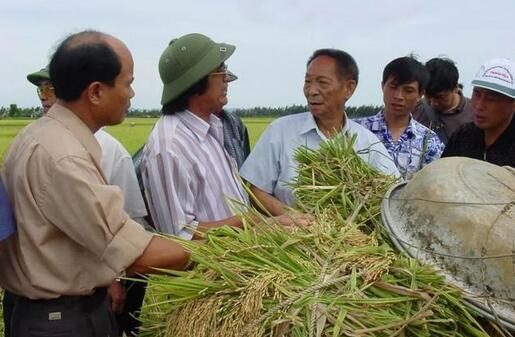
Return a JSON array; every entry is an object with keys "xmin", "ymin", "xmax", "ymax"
[
  {"xmin": 344, "ymin": 79, "xmax": 357, "ymax": 99},
  {"xmin": 86, "ymin": 81, "xmax": 103, "ymax": 105}
]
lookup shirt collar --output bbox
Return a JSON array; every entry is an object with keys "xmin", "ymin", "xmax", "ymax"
[
  {"xmin": 300, "ymin": 111, "xmax": 350, "ymax": 139},
  {"xmin": 46, "ymin": 103, "xmax": 102, "ymax": 165},
  {"xmin": 379, "ymin": 109, "xmax": 417, "ymax": 139},
  {"xmin": 177, "ymin": 110, "xmax": 223, "ymax": 141}
]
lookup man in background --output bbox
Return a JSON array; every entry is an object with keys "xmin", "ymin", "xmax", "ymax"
[
  {"xmin": 412, "ymin": 57, "xmax": 475, "ymax": 143},
  {"xmin": 355, "ymin": 56, "xmax": 443, "ymax": 180}
]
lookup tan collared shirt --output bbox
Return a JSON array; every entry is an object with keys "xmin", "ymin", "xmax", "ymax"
[{"xmin": 0, "ymin": 104, "xmax": 153, "ymax": 299}]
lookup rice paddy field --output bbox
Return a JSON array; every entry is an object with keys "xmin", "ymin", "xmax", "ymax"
[{"xmin": 0, "ymin": 117, "xmax": 274, "ymax": 162}]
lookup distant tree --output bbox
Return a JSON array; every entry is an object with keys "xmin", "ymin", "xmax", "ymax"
[{"xmin": 9, "ymin": 104, "xmax": 20, "ymax": 118}]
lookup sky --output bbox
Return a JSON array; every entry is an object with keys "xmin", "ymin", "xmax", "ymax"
[{"xmin": 1, "ymin": 0, "xmax": 514, "ymax": 110}]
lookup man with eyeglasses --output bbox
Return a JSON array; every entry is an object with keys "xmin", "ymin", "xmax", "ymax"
[
  {"xmin": 27, "ymin": 68, "xmax": 56, "ymax": 114},
  {"xmin": 141, "ymin": 33, "xmax": 250, "ymax": 238},
  {"xmin": 142, "ymin": 33, "xmax": 310, "ymax": 238}
]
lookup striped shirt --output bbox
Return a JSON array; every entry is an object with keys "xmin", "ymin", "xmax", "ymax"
[{"xmin": 141, "ymin": 111, "xmax": 249, "ymax": 238}]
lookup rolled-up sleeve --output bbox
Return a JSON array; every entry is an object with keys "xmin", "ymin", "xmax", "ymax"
[{"xmin": 38, "ymin": 156, "xmax": 153, "ymax": 274}]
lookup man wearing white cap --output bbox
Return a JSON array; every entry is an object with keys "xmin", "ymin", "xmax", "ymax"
[{"xmin": 442, "ymin": 58, "xmax": 515, "ymax": 167}]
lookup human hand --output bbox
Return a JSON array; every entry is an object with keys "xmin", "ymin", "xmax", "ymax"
[
  {"xmin": 273, "ymin": 211, "xmax": 314, "ymax": 228},
  {"xmin": 107, "ymin": 280, "xmax": 127, "ymax": 314}
]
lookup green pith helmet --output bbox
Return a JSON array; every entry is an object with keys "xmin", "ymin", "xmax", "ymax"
[
  {"xmin": 159, "ymin": 33, "xmax": 235, "ymax": 105},
  {"xmin": 27, "ymin": 67, "xmax": 50, "ymax": 86}
]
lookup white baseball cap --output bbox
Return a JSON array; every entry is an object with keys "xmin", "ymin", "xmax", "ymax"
[{"xmin": 471, "ymin": 58, "xmax": 515, "ymax": 99}]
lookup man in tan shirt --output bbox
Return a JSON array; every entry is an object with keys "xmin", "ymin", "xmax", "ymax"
[{"xmin": 0, "ymin": 30, "xmax": 189, "ymax": 337}]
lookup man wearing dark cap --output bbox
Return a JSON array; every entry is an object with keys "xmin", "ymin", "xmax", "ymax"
[
  {"xmin": 412, "ymin": 57, "xmax": 475, "ymax": 144},
  {"xmin": 0, "ymin": 30, "xmax": 189, "ymax": 337},
  {"xmin": 442, "ymin": 58, "xmax": 515, "ymax": 167},
  {"xmin": 27, "ymin": 67, "xmax": 57, "ymax": 114}
]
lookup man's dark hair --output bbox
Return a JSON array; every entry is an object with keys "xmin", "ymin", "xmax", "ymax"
[
  {"xmin": 382, "ymin": 55, "xmax": 429, "ymax": 92},
  {"xmin": 49, "ymin": 30, "xmax": 122, "ymax": 101},
  {"xmin": 425, "ymin": 57, "xmax": 459, "ymax": 97},
  {"xmin": 161, "ymin": 77, "xmax": 209, "ymax": 115},
  {"xmin": 307, "ymin": 49, "xmax": 359, "ymax": 84}
]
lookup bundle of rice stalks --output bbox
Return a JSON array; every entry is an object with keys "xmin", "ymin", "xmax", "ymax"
[
  {"xmin": 138, "ymin": 134, "xmax": 503, "ymax": 337},
  {"xmin": 292, "ymin": 133, "xmax": 397, "ymax": 237}
]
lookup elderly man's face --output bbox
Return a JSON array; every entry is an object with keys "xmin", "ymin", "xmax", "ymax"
[
  {"xmin": 37, "ymin": 80, "xmax": 57, "ymax": 114},
  {"xmin": 303, "ymin": 55, "xmax": 355, "ymax": 120},
  {"xmin": 471, "ymin": 87, "xmax": 514, "ymax": 131}
]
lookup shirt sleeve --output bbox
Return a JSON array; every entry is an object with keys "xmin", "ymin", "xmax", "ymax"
[
  {"xmin": 142, "ymin": 151, "xmax": 197, "ymax": 239},
  {"xmin": 240, "ymin": 124, "xmax": 280, "ymax": 194},
  {"xmin": 38, "ymin": 156, "xmax": 153, "ymax": 274},
  {"xmin": 421, "ymin": 131, "xmax": 444, "ymax": 166}
]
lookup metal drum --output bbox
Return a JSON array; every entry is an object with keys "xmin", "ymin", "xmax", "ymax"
[{"xmin": 381, "ymin": 157, "xmax": 515, "ymax": 330}]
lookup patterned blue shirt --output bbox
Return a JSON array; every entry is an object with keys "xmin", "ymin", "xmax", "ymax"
[{"xmin": 355, "ymin": 110, "xmax": 444, "ymax": 180}]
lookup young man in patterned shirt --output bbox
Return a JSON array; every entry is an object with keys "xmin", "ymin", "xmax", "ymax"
[{"xmin": 355, "ymin": 56, "xmax": 444, "ymax": 180}]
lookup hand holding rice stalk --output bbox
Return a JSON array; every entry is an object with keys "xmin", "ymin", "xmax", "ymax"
[{"xmin": 138, "ymin": 134, "xmax": 504, "ymax": 337}]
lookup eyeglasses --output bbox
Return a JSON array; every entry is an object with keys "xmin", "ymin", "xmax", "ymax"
[
  {"xmin": 37, "ymin": 84, "xmax": 55, "ymax": 99},
  {"xmin": 209, "ymin": 64, "xmax": 229, "ymax": 78}
]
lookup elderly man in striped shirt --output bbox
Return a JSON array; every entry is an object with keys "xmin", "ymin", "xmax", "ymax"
[{"xmin": 142, "ymin": 33, "xmax": 310, "ymax": 239}]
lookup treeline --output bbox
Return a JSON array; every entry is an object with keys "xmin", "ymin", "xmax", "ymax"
[{"xmin": 1, "ymin": 104, "xmax": 382, "ymax": 119}]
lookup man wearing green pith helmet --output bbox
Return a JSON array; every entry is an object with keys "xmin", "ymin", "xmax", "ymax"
[
  {"xmin": 27, "ymin": 67, "xmax": 57, "ymax": 114},
  {"xmin": 141, "ymin": 33, "xmax": 249, "ymax": 238},
  {"xmin": 141, "ymin": 33, "xmax": 311, "ymax": 238}
]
